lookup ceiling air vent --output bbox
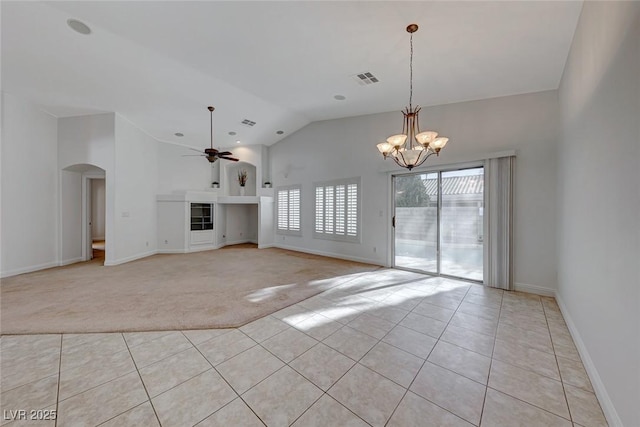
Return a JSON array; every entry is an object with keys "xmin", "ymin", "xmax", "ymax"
[
  {"xmin": 241, "ymin": 119, "xmax": 256, "ymax": 127},
  {"xmin": 352, "ymin": 72, "xmax": 380, "ymax": 86}
]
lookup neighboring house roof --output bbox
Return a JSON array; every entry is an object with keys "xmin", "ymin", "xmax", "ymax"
[{"xmin": 423, "ymin": 175, "xmax": 484, "ymax": 196}]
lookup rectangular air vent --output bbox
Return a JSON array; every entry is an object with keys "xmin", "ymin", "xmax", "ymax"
[
  {"xmin": 241, "ymin": 119, "xmax": 256, "ymax": 127},
  {"xmin": 352, "ymin": 72, "xmax": 380, "ymax": 86}
]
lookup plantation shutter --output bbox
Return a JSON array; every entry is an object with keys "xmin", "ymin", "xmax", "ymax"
[
  {"xmin": 313, "ymin": 178, "xmax": 360, "ymax": 242},
  {"xmin": 277, "ymin": 185, "xmax": 302, "ymax": 235}
]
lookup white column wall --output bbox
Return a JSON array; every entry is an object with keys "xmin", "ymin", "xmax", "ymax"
[
  {"xmin": 0, "ymin": 92, "xmax": 59, "ymax": 277},
  {"xmin": 557, "ymin": 2, "xmax": 640, "ymax": 425}
]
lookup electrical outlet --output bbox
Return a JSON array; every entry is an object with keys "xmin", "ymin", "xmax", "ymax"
[
  {"xmin": 164, "ymin": 240, "xmax": 168, "ymax": 244},
  {"xmin": 373, "ymin": 247, "xmax": 377, "ymax": 253},
  {"xmin": 146, "ymin": 241, "xmax": 149, "ymax": 247}
]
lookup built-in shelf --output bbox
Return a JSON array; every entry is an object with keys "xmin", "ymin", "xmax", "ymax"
[
  {"xmin": 217, "ymin": 196, "xmax": 268, "ymax": 204},
  {"xmin": 157, "ymin": 192, "xmax": 274, "ymax": 253}
]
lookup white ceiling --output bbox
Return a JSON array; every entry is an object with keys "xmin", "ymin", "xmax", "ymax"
[{"xmin": 1, "ymin": 1, "xmax": 582, "ymax": 148}]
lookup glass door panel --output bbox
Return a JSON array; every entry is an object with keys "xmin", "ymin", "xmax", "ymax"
[
  {"xmin": 394, "ymin": 172, "xmax": 438, "ymax": 273},
  {"xmin": 440, "ymin": 168, "xmax": 484, "ymax": 280}
]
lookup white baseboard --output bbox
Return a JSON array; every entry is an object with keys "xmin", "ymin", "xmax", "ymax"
[
  {"xmin": 0, "ymin": 261, "xmax": 59, "ymax": 278},
  {"xmin": 156, "ymin": 249, "xmax": 189, "ymax": 254},
  {"xmin": 104, "ymin": 250, "xmax": 157, "ymax": 266},
  {"xmin": 258, "ymin": 244, "xmax": 275, "ymax": 249},
  {"xmin": 187, "ymin": 245, "xmax": 221, "ymax": 253},
  {"xmin": 59, "ymin": 257, "xmax": 83, "ymax": 266},
  {"xmin": 514, "ymin": 282, "xmax": 556, "ymax": 297},
  {"xmin": 223, "ymin": 239, "xmax": 257, "ymax": 246},
  {"xmin": 273, "ymin": 244, "xmax": 381, "ymax": 266},
  {"xmin": 555, "ymin": 294, "xmax": 622, "ymax": 427}
]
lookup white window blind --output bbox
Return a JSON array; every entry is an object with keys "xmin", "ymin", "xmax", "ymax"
[
  {"xmin": 314, "ymin": 177, "xmax": 360, "ymax": 242},
  {"xmin": 276, "ymin": 185, "xmax": 301, "ymax": 235}
]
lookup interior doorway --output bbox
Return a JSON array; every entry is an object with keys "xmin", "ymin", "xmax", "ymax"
[
  {"xmin": 88, "ymin": 178, "xmax": 106, "ymax": 261},
  {"xmin": 77, "ymin": 168, "xmax": 106, "ymax": 263},
  {"xmin": 393, "ymin": 166, "xmax": 485, "ymax": 281}
]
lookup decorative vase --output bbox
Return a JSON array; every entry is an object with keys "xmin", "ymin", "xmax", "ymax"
[{"xmin": 240, "ymin": 186, "xmax": 245, "ymax": 196}]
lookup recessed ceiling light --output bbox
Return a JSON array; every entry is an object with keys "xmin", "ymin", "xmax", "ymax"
[
  {"xmin": 276, "ymin": 130, "xmax": 284, "ymax": 135},
  {"xmin": 334, "ymin": 95, "xmax": 346, "ymax": 101},
  {"xmin": 67, "ymin": 19, "xmax": 91, "ymax": 35},
  {"xmin": 236, "ymin": 140, "xmax": 241, "ymax": 144},
  {"xmin": 174, "ymin": 132, "xmax": 184, "ymax": 137},
  {"xmin": 228, "ymin": 131, "xmax": 237, "ymax": 136}
]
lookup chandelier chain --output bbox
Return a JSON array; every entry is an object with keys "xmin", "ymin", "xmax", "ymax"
[{"xmin": 409, "ymin": 32, "xmax": 413, "ymax": 108}]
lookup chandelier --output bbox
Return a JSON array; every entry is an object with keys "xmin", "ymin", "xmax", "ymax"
[{"xmin": 376, "ymin": 24, "xmax": 449, "ymax": 170}]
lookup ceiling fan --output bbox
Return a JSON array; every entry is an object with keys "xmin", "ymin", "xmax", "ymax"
[{"xmin": 183, "ymin": 106, "xmax": 239, "ymax": 163}]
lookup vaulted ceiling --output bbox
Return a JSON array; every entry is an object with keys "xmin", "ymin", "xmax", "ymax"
[{"xmin": 1, "ymin": 1, "xmax": 582, "ymax": 149}]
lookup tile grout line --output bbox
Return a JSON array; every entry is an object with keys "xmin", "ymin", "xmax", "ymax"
[
  {"xmin": 122, "ymin": 332, "xmax": 163, "ymax": 427},
  {"xmin": 384, "ymin": 283, "xmax": 477, "ymax": 427},
  {"xmin": 181, "ymin": 330, "xmax": 267, "ymax": 427},
  {"xmin": 482, "ymin": 295, "xmax": 576, "ymax": 423},
  {"xmin": 54, "ymin": 334, "xmax": 62, "ymax": 427},
  {"xmin": 542, "ymin": 297, "xmax": 574, "ymax": 424},
  {"xmin": 477, "ymin": 287, "xmax": 504, "ymax": 426}
]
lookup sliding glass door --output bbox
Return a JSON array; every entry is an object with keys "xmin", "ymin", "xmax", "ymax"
[
  {"xmin": 393, "ymin": 167, "xmax": 484, "ymax": 281},
  {"xmin": 394, "ymin": 172, "xmax": 438, "ymax": 273}
]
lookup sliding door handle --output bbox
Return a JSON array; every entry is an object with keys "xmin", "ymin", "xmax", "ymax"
[{"xmin": 392, "ymin": 216, "xmax": 395, "ymax": 228}]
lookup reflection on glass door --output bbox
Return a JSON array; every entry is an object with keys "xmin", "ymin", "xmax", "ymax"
[
  {"xmin": 393, "ymin": 167, "xmax": 484, "ymax": 281},
  {"xmin": 440, "ymin": 168, "xmax": 484, "ymax": 280},
  {"xmin": 394, "ymin": 172, "xmax": 438, "ymax": 273}
]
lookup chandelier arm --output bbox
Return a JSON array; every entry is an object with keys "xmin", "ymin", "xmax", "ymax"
[{"xmin": 413, "ymin": 150, "xmax": 437, "ymax": 169}]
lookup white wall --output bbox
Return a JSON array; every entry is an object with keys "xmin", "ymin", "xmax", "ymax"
[
  {"xmin": 112, "ymin": 115, "xmax": 159, "ymax": 264},
  {"xmin": 58, "ymin": 113, "xmax": 116, "ymax": 263},
  {"xmin": 1, "ymin": 92, "xmax": 58, "ymax": 277},
  {"xmin": 157, "ymin": 141, "xmax": 212, "ymax": 193},
  {"xmin": 224, "ymin": 205, "xmax": 258, "ymax": 245},
  {"xmin": 270, "ymin": 90, "xmax": 559, "ymax": 292},
  {"xmin": 557, "ymin": 2, "xmax": 640, "ymax": 426},
  {"xmin": 59, "ymin": 169, "xmax": 82, "ymax": 263},
  {"xmin": 91, "ymin": 178, "xmax": 106, "ymax": 239}
]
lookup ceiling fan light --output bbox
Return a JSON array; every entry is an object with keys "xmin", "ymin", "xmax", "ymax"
[
  {"xmin": 387, "ymin": 134, "xmax": 407, "ymax": 148},
  {"xmin": 416, "ymin": 130, "xmax": 438, "ymax": 145}
]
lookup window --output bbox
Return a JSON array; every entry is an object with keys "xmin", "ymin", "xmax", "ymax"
[
  {"xmin": 276, "ymin": 185, "xmax": 301, "ymax": 235},
  {"xmin": 314, "ymin": 177, "xmax": 360, "ymax": 242}
]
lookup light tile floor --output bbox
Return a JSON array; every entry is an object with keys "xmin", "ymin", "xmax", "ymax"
[{"xmin": 0, "ymin": 270, "xmax": 608, "ymax": 427}]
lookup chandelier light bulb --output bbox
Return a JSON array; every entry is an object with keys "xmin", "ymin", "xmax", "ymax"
[
  {"xmin": 431, "ymin": 137, "xmax": 449, "ymax": 151},
  {"xmin": 416, "ymin": 131, "xmax": 438, "ymax": 145},
  {"xmin": 386, "ymin": 134, "xmax": 408, "ymax": 147}
]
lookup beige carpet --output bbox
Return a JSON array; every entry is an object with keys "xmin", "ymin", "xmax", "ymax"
[{"xmin": 0, "ymin": 245, "xmax": 378, "ymax": 334}]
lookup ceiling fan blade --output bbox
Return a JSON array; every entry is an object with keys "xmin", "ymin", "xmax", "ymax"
[
  {"xmin": 217, "ymin": 151, "xmax": 233, "ymax": 156},
  {"xmin": 186, "ymin": 147, "xmax": 204, "ymax": 153},
  {"xmin": 219, "ymin": 157, "xmax": 239, "ymax": 162},
  {"xmin": 181, "ymin": 154, "xmax": 206, "ymax": 157}
]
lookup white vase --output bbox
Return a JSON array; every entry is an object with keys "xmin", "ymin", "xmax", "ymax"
[{"xmin": 240, "ymin": 187, "xmax": 245, "ymax": 196}]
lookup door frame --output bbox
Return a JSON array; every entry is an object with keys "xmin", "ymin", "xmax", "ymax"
[{"xmin": 81, "ymin": 174, "xmax": 105, "ymax": 261}]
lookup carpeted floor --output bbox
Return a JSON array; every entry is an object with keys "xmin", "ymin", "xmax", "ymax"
[{"xmin": 0, "ymin": 245, "xmax": 378, "ymax": 334}]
